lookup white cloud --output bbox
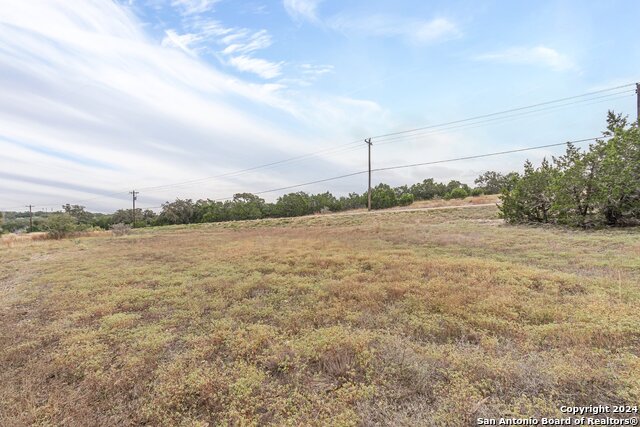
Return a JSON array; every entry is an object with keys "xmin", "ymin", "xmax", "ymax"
[
  {"xmin": 161, "ymin": 29, "xmax": 201, "ymax": 55},
  {"xmin": 283, "ymin": 0, "xmax": 323, "ymax": 23},
  {"xmin": 221, "ymin": 30, "xmax": 272, "ymax": 55},
  {"xmin": 171, "ymin": 0, "xmax": 220, "ymax": 15},
  {"xmin": 282, "ymin": 2, "xmax": 461, "ymax": 45},
  {"xmin": 0, "ymin": 0, "xmax": 388, "ymax": 210},
  {"xmin": 327, "ymin": 14, "xmax": 461, "ymax": 44},
  {"xmin": 475, "ymin": 45, "xmax": 576, "ymax": 71},
  {"xmin": 162, "ymin": 19, "xmax": 280, "ymax": 79},
  {"xmin": 413, "ymin": 18, "xmax": 461, "ymax": 43},
  {"xmin": 300, "ymin": 63, "xmax": 334, "ymax": 76},
  {"xmin": 227, "ymin": 56, "xmax": 284, "ymax": 79}
]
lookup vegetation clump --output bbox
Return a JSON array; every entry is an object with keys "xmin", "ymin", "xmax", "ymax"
[{"xmin": 500, "ymin": 112, "xmax": 640, "ymax": 227}]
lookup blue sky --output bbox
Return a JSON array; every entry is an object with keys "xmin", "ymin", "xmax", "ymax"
[{"xmin": 1, "ymin": 0, "xmax": 638, "ymax": 212}]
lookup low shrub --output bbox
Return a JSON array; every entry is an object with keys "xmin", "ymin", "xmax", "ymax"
[
  {"xmin": 446, "ymin": 188, "xmax": 469, "ymax": 200},
  {"xmin": 44, "ymin": 213, "xmax": 77, "ymax": 239},
  {"xmin": 398, "ymin": 193, "xmax": 415, "ymax": 206},
  {"xmin": 111, "ymin": 223, "xmax": 132, "ymax": 237}
]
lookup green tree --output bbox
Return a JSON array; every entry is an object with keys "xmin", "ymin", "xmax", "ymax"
[
  {"xmin": 310, "ymin": 192, "xmax": 338, "ymax": 213},
  {"xmin": 45, "ymin": 213, "xmax": 77, "ymax": 239},
  {"xmin": 228, "ymin": 193, "xmax": 265, "ymax": 220},
  {"xmin": 158, "ymin": 199, "xmax": 195, "ymax": 225},
  {"xmin": 500, "ymin": 160, "xmax": 554, "ymax": 223},
  {"xmin": 592, "ymin": 112, "xmax": 640, "ymax": 225},
  {"xmin": 410, "ymin": 178, "xmax": 447, "ymax": 200},
  {"xmin": 371, "ymin": 183, "xmax": 397, "ymax": 209},
  {"xmin": 398, "ymin": 193, "xmax": 414, "ymax": 206},
  {"xmin": 276, "ymin": 192, "xmax": 311, "ymax": 217},
  {"xmin": 446, "ymin": 187, "xmax": 469, "ymax": 200},
  {"xmin": 551, "ymin": 143, "xmax": 599, "ymax": 226},
  {"xmin": 195, "ymin": 199, "xmax": 228, "ymax": 223},
  {"xmin": 62, "ymin": 204, "xmax": 92, "ymax": 225},
  {"xmin": 338, "ymin": 192, "xmax": 366, "ymax": 210},
  {"xmin": 474, "ymin": 171, "xmax": 517, "ymax": 194}
]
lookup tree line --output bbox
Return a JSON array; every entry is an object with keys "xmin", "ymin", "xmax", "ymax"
[
  {"xmin": 3, "ymin": 111, "xmax": 635, "ymax": 236},
  {"xmin": 1, "ymin": 174, "xmax": 507, "ymax": 234}
]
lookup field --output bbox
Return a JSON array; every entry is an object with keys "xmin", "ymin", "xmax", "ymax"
[{"xmin": 1, "ymin": 201, "xmax": 639, "ymax": 426}]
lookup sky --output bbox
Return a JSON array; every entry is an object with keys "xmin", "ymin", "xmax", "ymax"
[{"xmin": 1, "ymin": 0, "xmax": 639, "ymax": 212}]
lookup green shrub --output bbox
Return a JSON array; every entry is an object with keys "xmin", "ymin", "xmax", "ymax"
[
  {"xmin": 371, "ymin": 184, "xmax": 397, "ymax": 209},
  {"xmin": 471, "ymin": 188, "xmax": 484, "ymax": 197},
  {"xmin": 45, "ymin": 213, "xmax": 77, "ymax": 239},
  {"xmin": 446, "ymin": 188, "xmax": 469, "ymax": 199},
  {"xmin": 500, "ymin": 111, "xmax": 640, "ymax": 227},
  {"xmin": 398, "ymin": 193, "xmax": 414, "ymax": 206}
]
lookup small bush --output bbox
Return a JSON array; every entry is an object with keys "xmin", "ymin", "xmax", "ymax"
[
  {"xmin": 111, "ymin": 223, "xmax": 132, "ymax": 237},
  {"xmin": 371, "ymin": 184, "xmax": 397, "ymax": 209},
  {"xmin": 45, "ymin": 213, "xmax": 77, "ymax": 239},
  {"xmin": 446, "ymin": 188, "xmax": 469, "ymax": 200},
  {"xmin": 471, "ymin": 188, "xmax": 484, "ymax": 197},
  {"xmin": 398, "ymin": 193, "xmax": 414, "ymax": 206}
]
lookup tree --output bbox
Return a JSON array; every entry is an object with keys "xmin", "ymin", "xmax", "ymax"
[
  {"xmin": 276, "ymin": 192, "xmax": 311, "ymax": 217},
  {"xmin": 228, "ymin": 193, "xmax": 265, "ymax": 220},
  {"xmin": 398, "ymin": 193, "xmax": 414, "ymax": 206},
  {"xmin": 45, "ymin": 213, "xmax": 77, "ymax": 239},
  {"xmin": 592, "ymin": 112, "xmax": 640, "ymax": 225},
  {"xmin": 410, "ymin": 178, "xmax": 446, "ymax": 200},
  {"xmin": 310, "ymin": 192, "xmax": 338, "ymax": 213},
  {"xmin": 500, "ymin": 160, "xmax": 554, "ymax": 223},
  {"xmin": 446, "ymin": 187, "xmax": 469, "ymax": 199},
  {"xmin": 474, "ymin": 171, "xmax": 516, "ymax": 194},
  {"xmin": 371, "ymin": 184, "xmax": 397, "ymax": 209},
  {"xmin": 338, "ymin": 193, "xmax": 366, "ymax": 210},
  {"xmin": 445, "ymin": 180, "xmax": 471, "ymax": 194},
  {"xmin": 195, "ymin": 199, "xmax": 228, "ymax": 223},
  {"xmin": 551, "ymin": 143, "xmax": 599, "ymax": 226},
  {"xmin": 62, "ymin": 204, "xmax": 92, "ymax": 225},
  {"xmin": 500, "ymin": 111, "xmax": 640, "ymax": 227},
  {"xmin": 158, "ymin": 199, "xmax": 195, "ymax": 225}
]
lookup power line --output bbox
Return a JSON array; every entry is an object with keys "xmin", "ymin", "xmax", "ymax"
[
  {"xmin": 369, "ymin": 83, "xmax": 636, "ymax": 141},
  {"xmin": 140, "ymin": 84, "xmax": 635, "ymax": 193},
  {"xmin": 2, "ymin": 83, "xmax": 634, "ymax": 211},
  {"xmin": 202, "ymin": 137, "xmax": 600, "ymax": 203},
  {"xmin": 372, "ymin": 138, "xmax": 600, "ymax": 173},
  {"xmin": 374, "ymin": 90, "xmax": 635, "ymax": 146}
]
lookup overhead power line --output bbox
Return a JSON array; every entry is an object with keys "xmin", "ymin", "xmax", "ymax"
[
  {"xmin": 2, "ymin": 82, "xmax": 634, "ymax": 211},
  {"xmin": 374, "ymin": 90, "xmax": 635, "ymax": 146},
  {"xmin": 139, "ymin": 84, "xmax": 635, "ymax": 194},
  {"xmin": 369, "ymin": 83, "xmax": 636, "ymax": 141},
  {"xmin": 201, "ymin": 137, "xmax": 600, "ymax": 203}
]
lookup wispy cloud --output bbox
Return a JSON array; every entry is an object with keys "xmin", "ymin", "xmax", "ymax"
[
  {"xmin": 283, "ymin": 0, "xmax": 323, "ymax": 23},
  {"xmin": 171, "ymin": 0, "xmax": 220, "ymax": 15},
  {"xmin": 161, "ymin": 29, "xmax": 201, "ymax": 55},
  {"xmin": 475, "ymin": 45, "xmax": 576, "ymax": 71},
  {"xmin": 0, "ymin": 0, "xmax": 386, "ymax": 210},
  {"xmin": 161, "ymin": 20, "xmax": 282, "ymax": 79},
  {"xmin": 221, "ymin": 30, "xmax": 272, "ymax": 55},
  {"xmin": 327, "ymin": 15, "xmax": 461, "ymax": 44},
  {"xmin": 300, "ymin": 63, "xmax": 334, "ymax": 77},
  {"xmin": 227, "ymin": 56, "xmax": 284, "ymax": 79}
]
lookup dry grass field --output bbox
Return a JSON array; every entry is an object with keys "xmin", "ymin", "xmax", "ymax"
[{"xmin": 1, "ymin": 203, "xmax": 639, "ymax": 426}]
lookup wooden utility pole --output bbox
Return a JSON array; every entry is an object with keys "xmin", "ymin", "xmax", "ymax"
[
  {"xmin": 365, "ymin": 138, "xmax": 372, "ymax": 211},
  {"xmin": 25, "ymin": 205, "xmax": 34, "ymax": 232},
  {"xmin": 129, "ymin": 190, "xmax": 138, "ymax": 227}
]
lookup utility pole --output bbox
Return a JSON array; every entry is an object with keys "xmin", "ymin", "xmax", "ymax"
[
  {"xmin": 365, "ymin": 138, "xmax": 372, "ymax": 211},
  {"xmin": 129, "ymin": 190, "xmax": 138, "ymax": 227},
  {"xmin": 25, "ymin": 205, "xmax": 34, "ymax": 232},
  {"xmin": 636, "ymin": 82, "xmax": 640, "ymax": 125}
]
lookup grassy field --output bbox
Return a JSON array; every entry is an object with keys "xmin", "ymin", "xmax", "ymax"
[{"xmin": 1, "ymin": 202, "xmax": 639, "ymax": 426}]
